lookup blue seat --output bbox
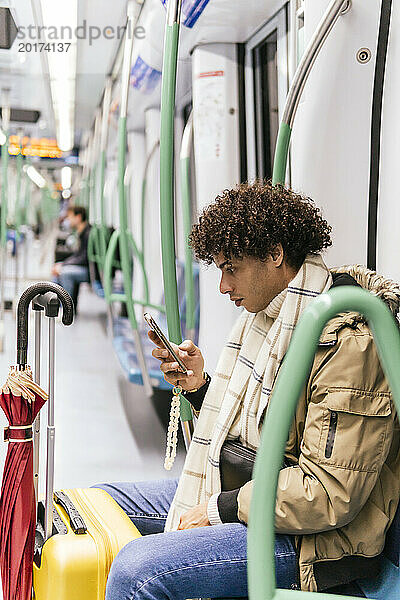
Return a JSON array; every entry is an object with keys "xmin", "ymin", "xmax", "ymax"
[
  {"xmin": 92, "ymin": 278, "xmax": 124, "ymax": 298},
  {"xmin": 92, "ymin": 280, "xmax": 105, "ymax": 298},
  {"xmin": 112, "ymin": 336, "xmax": 172, "ymax": 390},
  {"xmin": 112, "ymin": 261, "xmax": 200, "ymax": 390}
]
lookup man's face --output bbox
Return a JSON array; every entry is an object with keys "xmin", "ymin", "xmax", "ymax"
[
  {"xmin": 67, "ymin": 211, "xmax": 80, "ymax": 229},
  {"xmin": 214, "ymin": 252, "xmax": 287, "ymax": 313}
]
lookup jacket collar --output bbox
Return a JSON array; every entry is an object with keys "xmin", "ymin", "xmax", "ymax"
[{"xmin": 319, "ymin": 266, "xmax": 400, "ymax": 345}]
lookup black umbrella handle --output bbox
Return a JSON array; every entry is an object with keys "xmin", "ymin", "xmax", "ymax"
[{"xmin": 17, "ymin": 282, "xmax": 74, "ymax": 366}]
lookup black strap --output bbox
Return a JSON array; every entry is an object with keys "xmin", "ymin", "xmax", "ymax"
[{"xmin": 367, "ymin": 0, "xmax": 393, "ymax": 270}]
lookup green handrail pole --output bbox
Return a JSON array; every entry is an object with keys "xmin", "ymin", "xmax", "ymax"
[
  {"xmin": 22, "ymin": 167, "xmax": 31, "ymax": 226},
  {"xmin": 91, "ymin": 109, "xmax": 102, "ymax": 227},
  {"xmin": 1, "ymin": 92, "xmax": 10, "ymax": 249},
  {"xmin": 118, "ymin": 1, "xmax": 153, "ymax": 398},
  {"xmin": 248, "ymin": 287, "xmax": 400, "ymax": 600},
  {"xmin": 160, "ymin": 0, "xmax": 193, "ymax": 431},
  {"xmin": 0, "ymin": 132, "xmax": 8, "ymax": 248},
  {"xmin": 160, "ymin": 1, "xmax": 182, "ymax": 344},
  {"xmin": 118, "ymin": 2, "xmax": 137, "ymax": 332},
  {"xmin": 99, "ymin": 77, "xmax": 112, "ymax": 265},
  {"xmin": 22, "ymin": 172, "xmax": 31, "ymax": 281},
  {"xmin": 272, "ymin": 0, "xmax": 350, "ymax": 185},
  {"xmin": 180, "ymin": 111, "xmax": 196, "ymax": 337},
  {"xmin": 13, "ymin": 142, "xmax": 23, "ymax": 300},
  {"xmin": 15, "ymin": 141, "xmax": 24, "ymax": 235}
]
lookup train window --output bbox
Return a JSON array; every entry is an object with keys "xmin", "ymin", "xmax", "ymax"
[
  {"xmin": 245, "ymin": 7, "xmax": 288, "ymax": 181},
  {"xmin": 253, "ymin": 31, "xmax": 279, "ymax": 180}
]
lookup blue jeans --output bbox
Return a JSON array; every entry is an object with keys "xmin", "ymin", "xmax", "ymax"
[
  {"xmin": 94, "ymin": 479, "xmax": 298, "ymax": 600},
  {"xmin": 54, "ymin": 264, "xmax": 89, "ymax": 299}
]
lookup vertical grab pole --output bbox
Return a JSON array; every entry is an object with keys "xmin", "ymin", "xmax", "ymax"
[
  {"xmin": 272, "ymin": 0, "xmax": 350, "ymax": 185},
  {"xmin": 44, "ymin": 316, "xmax": 56, "ymax": 540},
  {"xmin": 180, "ymin": 111, "xmax": 196, "ymax": 340},
  {"xmin": 160, "ymin": 0, "xmax": 193, "ymax": 448},
  {"xmin": 0, "ymin": 89, "xmax": 10, "ymax": 352},
  {"xmin": 33, "ymin": 307, "xmax": 42, "ymax": 515},
  {"xmin": 118, "ymin": 1, "xmax": 152, "ymax": 397}
]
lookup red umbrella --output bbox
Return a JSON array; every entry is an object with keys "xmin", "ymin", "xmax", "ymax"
[{"xmin": 0, "ymin": 366, "xmax": 47, "ymax": 600}]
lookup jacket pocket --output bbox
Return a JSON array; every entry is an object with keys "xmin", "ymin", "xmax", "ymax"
[{"xmin": 318, "ymin": 388, "xmax": 392, "ymax": 472}]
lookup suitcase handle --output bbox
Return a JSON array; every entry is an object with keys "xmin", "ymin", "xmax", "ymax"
[
  {"xmin": 33, "ymin": 291, "xmax": 60, "ymax": 318},
  {"xmin": 17, "ymin": 282, "xmax": 74, "ymax": 366},
  {"xmin": 54, "ymin": 491, "xmax": 88, "ymax": 535}
]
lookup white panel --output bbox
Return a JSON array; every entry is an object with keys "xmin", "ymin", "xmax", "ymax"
[
  {"xmin": 290, "ymin": 0, "xmax": 380, "ymax": 268},
  {"xmin": 174, "ymin": 111, "xmax": 186, "ymax": 263},
  {"xmin": 192, "ymin": 43, "xmax": 241, "ymax": 372},
  {"xmin": 144, "ymin": 108, "xmax": 163, "ymax": 305},
  {"xmin": 376, "ymin": 2, "xmax": 400, "ymax": 282}
]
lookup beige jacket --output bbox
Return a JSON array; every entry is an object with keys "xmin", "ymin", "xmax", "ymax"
[{"xmin": 237, "ymin": 266, "xmax": 400, "ymax": 591}]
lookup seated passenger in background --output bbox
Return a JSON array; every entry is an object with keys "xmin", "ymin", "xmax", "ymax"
[
  {"xmin": 95, "ymin": 181, "xmax": 400, "ymax": 599},
  {"xmin": 52, "ymin": 205, "xmax": 90, "ymax": 307}
]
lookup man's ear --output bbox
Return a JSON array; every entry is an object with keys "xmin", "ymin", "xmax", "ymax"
[{"xmin": 271, "ymin": 243, "xmax": 284, "ymax": 267}]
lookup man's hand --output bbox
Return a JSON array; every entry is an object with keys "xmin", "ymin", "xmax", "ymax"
[
  {"xmin": 149, "ymin": 331, "xmax": 206, "ymax": 391},
  {"xmin": 52, "ymin": 263, "xmax": 61, "ymax": 277},
  {"xmin": 177, "ymin": 502, "xmax": 210, "ymax": 530}
]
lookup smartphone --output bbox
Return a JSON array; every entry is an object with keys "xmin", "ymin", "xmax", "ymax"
[{"xmin": 144, "ymin": 313, "xmax": 188, "ymax": 375}]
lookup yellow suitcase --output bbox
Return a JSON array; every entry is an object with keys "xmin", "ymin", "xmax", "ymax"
[{"xmin": 33, "ymin": 487, "xmax": 141, "ymax": 600}]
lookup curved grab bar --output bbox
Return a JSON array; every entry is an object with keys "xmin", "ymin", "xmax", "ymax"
[
  {"xmin": 247, "ymin": 286, "xmax": 400, "ymax": 600},
  {"xmin": 17, "ymin": 282, "xmax": 74, "ymax": 366},
  {"xmin": 272, "ymin": 0, "xmax": 350, "ymax": 185}
]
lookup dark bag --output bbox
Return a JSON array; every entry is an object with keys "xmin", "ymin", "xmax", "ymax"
[{"xmin": 220, "ymin": 440, "xmax": 256, "ymax": 491}]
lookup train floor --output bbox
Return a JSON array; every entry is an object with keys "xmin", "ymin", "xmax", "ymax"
[{"xmin": 0, "ymin": 231, "xmax": 186, "ymax": 598}]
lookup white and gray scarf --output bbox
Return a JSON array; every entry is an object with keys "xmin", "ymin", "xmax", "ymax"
[{"xmin": 165, "ymin": 253, "xmax": 332, "ymax": 531}]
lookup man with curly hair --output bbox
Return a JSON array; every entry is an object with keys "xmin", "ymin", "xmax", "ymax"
[{"xmin": 97, "ymin": 181, "xmax": 400, "ymax": 599}]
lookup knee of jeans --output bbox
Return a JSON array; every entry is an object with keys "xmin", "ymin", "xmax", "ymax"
[
  {"xmin": 91, "ymin": 483, "xmax": 120, "ymax": 506},
  {"xmin": 106, "ymin": 538, "xmax": 154, "ymax": 597}
]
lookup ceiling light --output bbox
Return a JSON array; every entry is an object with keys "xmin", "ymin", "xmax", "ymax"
[
  {"xmin": 61, "ymin": 166, "xmax": 72, "ymax": 190},
  {"xmin": 24, "ymin": 165, "xmax": 46, "ymax": 189},
  {"xmin": 40, "ymin": 0, "xmax": 78, "ymax": 152}
]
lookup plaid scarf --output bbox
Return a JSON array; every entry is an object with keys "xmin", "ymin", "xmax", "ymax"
[{"xmin": 165, "ymin": 254, "xmax": 332, "ymax": 531}]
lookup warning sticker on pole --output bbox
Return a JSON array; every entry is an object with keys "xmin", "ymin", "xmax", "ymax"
[
  {"xmin": 194, "ymin": 70, "xmax": 225, "ymax": 161},
  {"xmin": 160, "ymin": 0, "xmax": 211, "ymax": 28},
  {"xmin": 130, "ymin": 56, "xmax": 162, "ymax": 94}
]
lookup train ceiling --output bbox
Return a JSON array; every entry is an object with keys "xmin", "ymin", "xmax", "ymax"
[{"xmin": 0, "ymin": 0, "xmax": 278, "ymax": 148}]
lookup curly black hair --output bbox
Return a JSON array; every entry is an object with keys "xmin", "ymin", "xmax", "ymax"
[{"xmin": 189, "ymin": 181, "xmax": 332, "ymax": 269}]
